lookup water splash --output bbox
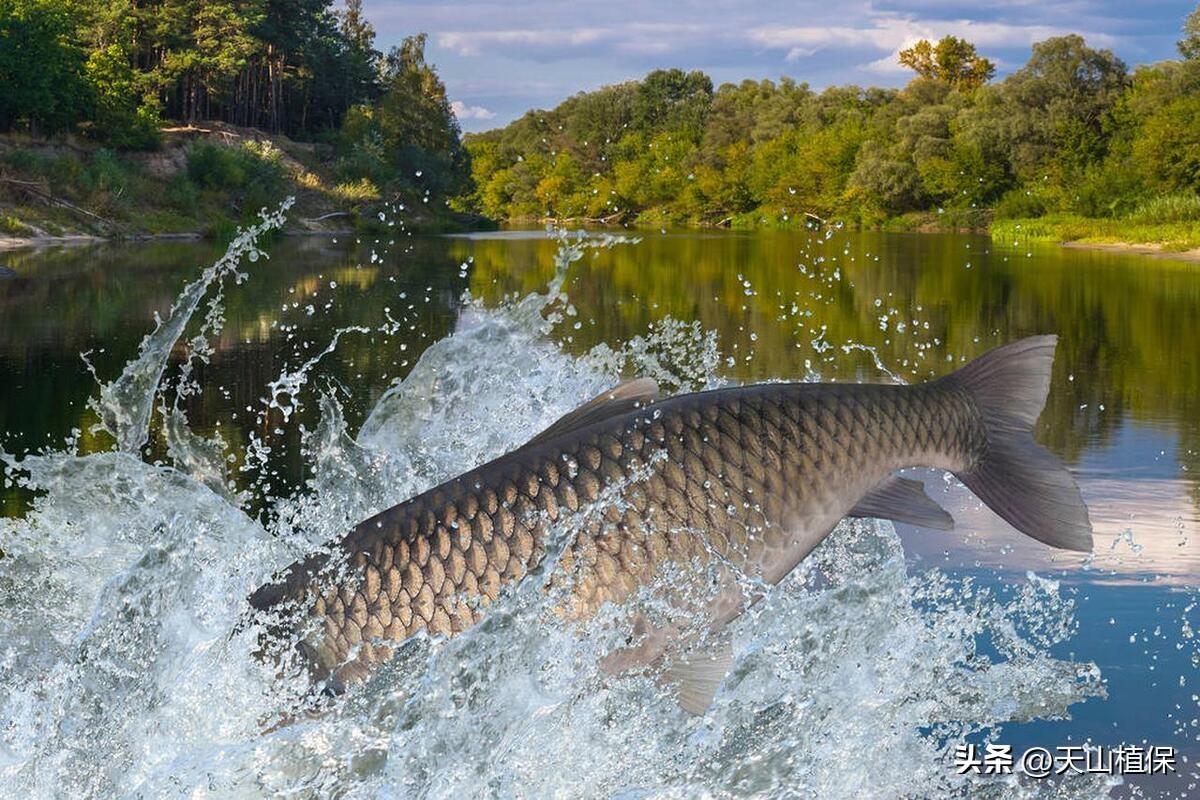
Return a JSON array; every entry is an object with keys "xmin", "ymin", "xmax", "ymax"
[
  {"xmin": 86, "ymin": 200, "xmax": 294, "ymax": 453},
  {"xmin": 0, "ymin": 221, "xmax": 1110, "ymax": 798}
]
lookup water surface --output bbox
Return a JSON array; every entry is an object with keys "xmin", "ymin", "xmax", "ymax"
[{"xmin": 0, "ymin": 224, "xmax": 1197, "ymax": 797}]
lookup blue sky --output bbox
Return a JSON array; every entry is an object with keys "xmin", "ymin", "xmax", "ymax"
[{"xmin": 360, "ymin": 1, "xmax": 1198, "ymax": 131}]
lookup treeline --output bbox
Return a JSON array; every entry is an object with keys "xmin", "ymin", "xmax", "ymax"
[
  {"xmin": 0, "ymin": 0, "xmax": 469, "ymax": 197},
  {"xmin": 457, "ymin": 8, "xmax": 1200, "ymax": 231}
]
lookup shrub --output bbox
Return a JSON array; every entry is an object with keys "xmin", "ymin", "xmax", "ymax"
[
  {"xmin": 163, "ymin": 173, "xmax": 200, "ymax": 211},
  {"xmin": 186, "ymin": 141, "xmax": 289, "ymax": 218},
  {"xmin": 85, "ymin": 149, "xmax": 130, "ymax": 193},
  {"xmin": 994, "ymin": 186, "xmax": 1049, "ymax": 219},
  {"xmin": 186, "ymin": 143, "xmax": 246, "ymax": 190},
  {"xmin": 82, "ymin": 44, "xmax": 161, "ymax": 150},
  {"xmin": 45, "ymin": 152, "xmax": 86, "ymax": 195},
  {"xmin": 1, "ymin": 148, "xmax": 47, "ymax": 173},
  {"xmin": 0, "ymin": 213, "xmax": 28, "ymax": 234},
  {"xmin": 203, "ymin": 216, "xmax": 238, "ymax": 243}
]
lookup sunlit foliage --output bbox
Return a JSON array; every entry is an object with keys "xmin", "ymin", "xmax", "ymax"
[{"xmin": 460, "ymin": 9, "xmax": 1200, "ymax": 231}]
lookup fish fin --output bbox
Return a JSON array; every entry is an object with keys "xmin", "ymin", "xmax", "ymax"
[
  {"xmin": 948, "ymin": 335, "xmax": 1093, "ymax": 552},
  {"xmin": 526, "ymin": 378, "xmax": 660, "ymax": 446},
  {"xmin": 665, "ymin": 640, "xmax": 734, "ymax": 716},
  {"xmin": 848, "ymin": 475, "xmax": 955, "ymax": 531}
]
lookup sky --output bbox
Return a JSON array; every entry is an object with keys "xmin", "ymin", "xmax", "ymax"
[{"xmin": 360, "ymin": 1, "xmax": 1199, "ymax": 132}]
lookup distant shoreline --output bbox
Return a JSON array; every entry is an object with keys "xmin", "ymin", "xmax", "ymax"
[{"xmin": 4, "ymin": 222, "xmax": 1200, "ymax": 266}]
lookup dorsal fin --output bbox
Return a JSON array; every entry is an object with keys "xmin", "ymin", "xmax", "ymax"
[
  {"xmin": 849, "ymin": 474, "xmax": 955, "ymax": 530},
  {"xmin": 526, "ymin": 378, "xmax": 660, "ymax": 446}
]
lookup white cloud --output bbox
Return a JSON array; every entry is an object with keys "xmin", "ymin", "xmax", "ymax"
[
  {"xmin": 752, "ymin": 18, "xmax": 1117, "ymax": 62},
  {"xmin": 438, "ymin": 29, "xmax": 608, "ymax": 57},
  {"xmin": 450, "ymin": 100, "xmax": 497, "ymax": 121},
  {"xmin": 365, "ymin": 0, "xmax": 1168, "ymax": 130},
  {"xmin": 437, "ymin": 22, "xmax": 714, "ymax": 61}
]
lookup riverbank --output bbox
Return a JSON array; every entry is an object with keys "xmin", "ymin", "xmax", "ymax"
[
  {"xmin": 0, "ymin": 125, "xmax": 491, "ymax": 247},
  {"xmin": 490, "ymin": 207, "xmax": 1200, "ymax": 264},
  {"xmin": 991, "ymin": 215, "xmax": 1200, "ymax": 257}
]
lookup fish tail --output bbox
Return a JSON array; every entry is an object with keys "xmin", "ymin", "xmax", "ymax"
[{"xmin": 947, "ymin": 335, "xmax": 1093, "ymax": 552}]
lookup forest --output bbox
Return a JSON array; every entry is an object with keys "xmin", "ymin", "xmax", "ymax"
[
  {"xmin": 0, "ymin": 0, "xmax": 471, "ymax": 236},
  {"xmin": 2, "ymin": 1, "xmax": 1200, "ymax": 247},
  {"xmin": 458, "ymin": 9, "xmax": 1200, "ymax": 247}
]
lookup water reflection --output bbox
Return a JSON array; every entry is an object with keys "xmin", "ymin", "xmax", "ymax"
[
  {"xmin": 1, "ymin": 228, "xmax": 1198, "ymax": 581},
  {"xmin": 457, "ymin": 228, "xmax": 1200, "ymax": 582}
]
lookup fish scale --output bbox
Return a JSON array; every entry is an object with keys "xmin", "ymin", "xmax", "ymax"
[
  {"xmin": 253, "ymin": 380, "xmax": 974, "ymax": 684},
  {"xmin": 250, "ymin": 337, "xmax": 1094, "ymax": 704}
]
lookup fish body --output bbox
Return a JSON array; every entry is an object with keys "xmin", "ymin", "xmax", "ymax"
[{"xmin": 249, "ymin": 336, "xmax": 1091, "ymax": 705}]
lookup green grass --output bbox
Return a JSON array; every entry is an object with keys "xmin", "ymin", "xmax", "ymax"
[
  {"xmin": 0, "ymin": 213, "xmax": 29, "ymax": 235},
  {"xmin": 1125, "ymin": 193, "xmax": 1200, "ymax": 224},
  {"xmin": 128, "ymin": 209, "xmax": 200, "ymax": 234},
  {"xmin": 992, "ymin": 214, "xmax": 1200, "ymax": 251},
  {"xmin": 331, "ymin": 177, "xmax": 380, "ymax": 203}
]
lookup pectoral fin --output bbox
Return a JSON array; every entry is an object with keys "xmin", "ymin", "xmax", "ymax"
[
  {"xmin": 849, "ymin": 475, "xmax": 954, "ymax": 531},
  {"xmin": 665, "ymin": 640, "xmax": 734, "ymax": 715}
]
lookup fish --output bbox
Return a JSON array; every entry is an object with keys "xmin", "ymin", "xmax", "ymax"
[{"xmin": 248, "ymin": 335, "xmax": 1092, "ymax": 713}]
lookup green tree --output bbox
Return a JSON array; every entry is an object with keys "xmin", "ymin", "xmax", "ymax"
[
  {"xmin": 632, "ymin": 69, "xmax": 713, "ymax": 138},
  {"xmin": 152, "ymin": 0, "xmax": 262, "ymax": 124},
  {"xmin": 341, "ymin": 34, "xmax": 470, "ymax": 197},
  {"xmin": 82, "ymin": 44, "xmax": 162, "ymax": 148},
  {"xmin": 1132, "ymin": 94, "xmax": 1200, "ymax": 191},
  {"xmin": 988, "ymin": 35, "xmax": 1127, "ymax": 179},
  {"xmin": 0, "ymin": 0, "xmax": 92, "ymax": 134},
  {"xmin": 1180, "ymin": 4, "xmax": 1200, "ymax": 60},
  {"xmin": 899, "ymin": 36, "xmax": 996, "ymax": 91}
]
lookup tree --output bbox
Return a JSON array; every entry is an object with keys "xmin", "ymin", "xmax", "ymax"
[
  {"xmin": 0, "ymin": 0, "xmax": 92, "ymax": 134},
  {"xmin": 1181, "ymin": 4, "xmax": 1200, "ymax": 60},
  {"xmin": 82, "ymin": 44, "xmax": 162, "ymax": 148},
  {"xmin": 151, "ymin": 0, "xmax": 262, "ymax": 124},
  {"xmin": 632, "ymin": 69, "xmax": 713, "ymax": 137},
  {"xmin": 336, "ymin": 0, "xmax": 380, "ymax": 105},
  {"xmin": 1132, "ymin": 94, "xmax": 1200, "ymax": 191},
  {"xmin": 899, "ymin": 36, "xmax": 995, "ymax": 91},
  {"xmin": 341, "ymin": 34, "xmax": 471, "ymax": 197},
  {"xmin": 1002, "ymin": 35, "xmax": 1127, "ymax": 172}
]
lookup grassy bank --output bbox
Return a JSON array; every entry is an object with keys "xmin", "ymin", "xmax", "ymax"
[
  {"xmin": 991, "ymin": 214, "xmax": 1200, "ymax": 252},
  {"xmin": 593, "ymin": 198, "xmax": 1200, "ymax": 260},
  {"xmin": 0, "ymin": 125, "xmax": 491, "ymax": 246}
]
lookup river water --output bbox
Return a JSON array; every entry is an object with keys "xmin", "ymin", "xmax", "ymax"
[{"xmin": 0, "ymin": 217, "xmax": 1196, "ymax": 797}]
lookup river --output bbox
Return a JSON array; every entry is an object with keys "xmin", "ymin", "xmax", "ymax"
[{"xmin": 0, "ymin": 221, "xmax": 1196, "ymax": 797}]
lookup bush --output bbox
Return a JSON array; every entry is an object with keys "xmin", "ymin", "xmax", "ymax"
[
  {"xmin": 163, "ymin": 173, "xmax": 200, "ymax": 211},
  {"xmin": 994, "ymin": 186, "xmax": 1049, "ymax": 219},
  {"xmin": 80, "ymin": 148, "xmax": 134, "ymax": 212},
  {"xmin": 1132, "ymin": 95, "xmax": 1200, "ymax": 193},
  {"xmin": 186, "ymin": 143, "xmax": 247, "ymax": 190},
  {"xmin": 237, "ymin": 141, "xmax": 289, "ymax": 215},
  {"xmin": 0, "ymin": 213, "xmax": 28, "ymax": 234},
  {"xmin": 203, "ymin": 216, "xmax": 238, "ymax": 243},
  {"xmin": 1067, "ymin": 164, "xmax": 1144, "ymax": 218},
  {"xmin": 186, "ymin": 141, "xmax": 289, "ymax": 217},
  {"xmin": 82, "ymin": 44, "xmax": 161, "ymax": 149},
  {"xmin": 1, "ymin": 148, "xmax": 47, "ymax": 173},
  {"xmin": 43, "ymin": 153, "xmax": 90, "ymax": 199},
  {"xmin": 85, "ymin": 149, "xmax": 130, "ymax": 192}
]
